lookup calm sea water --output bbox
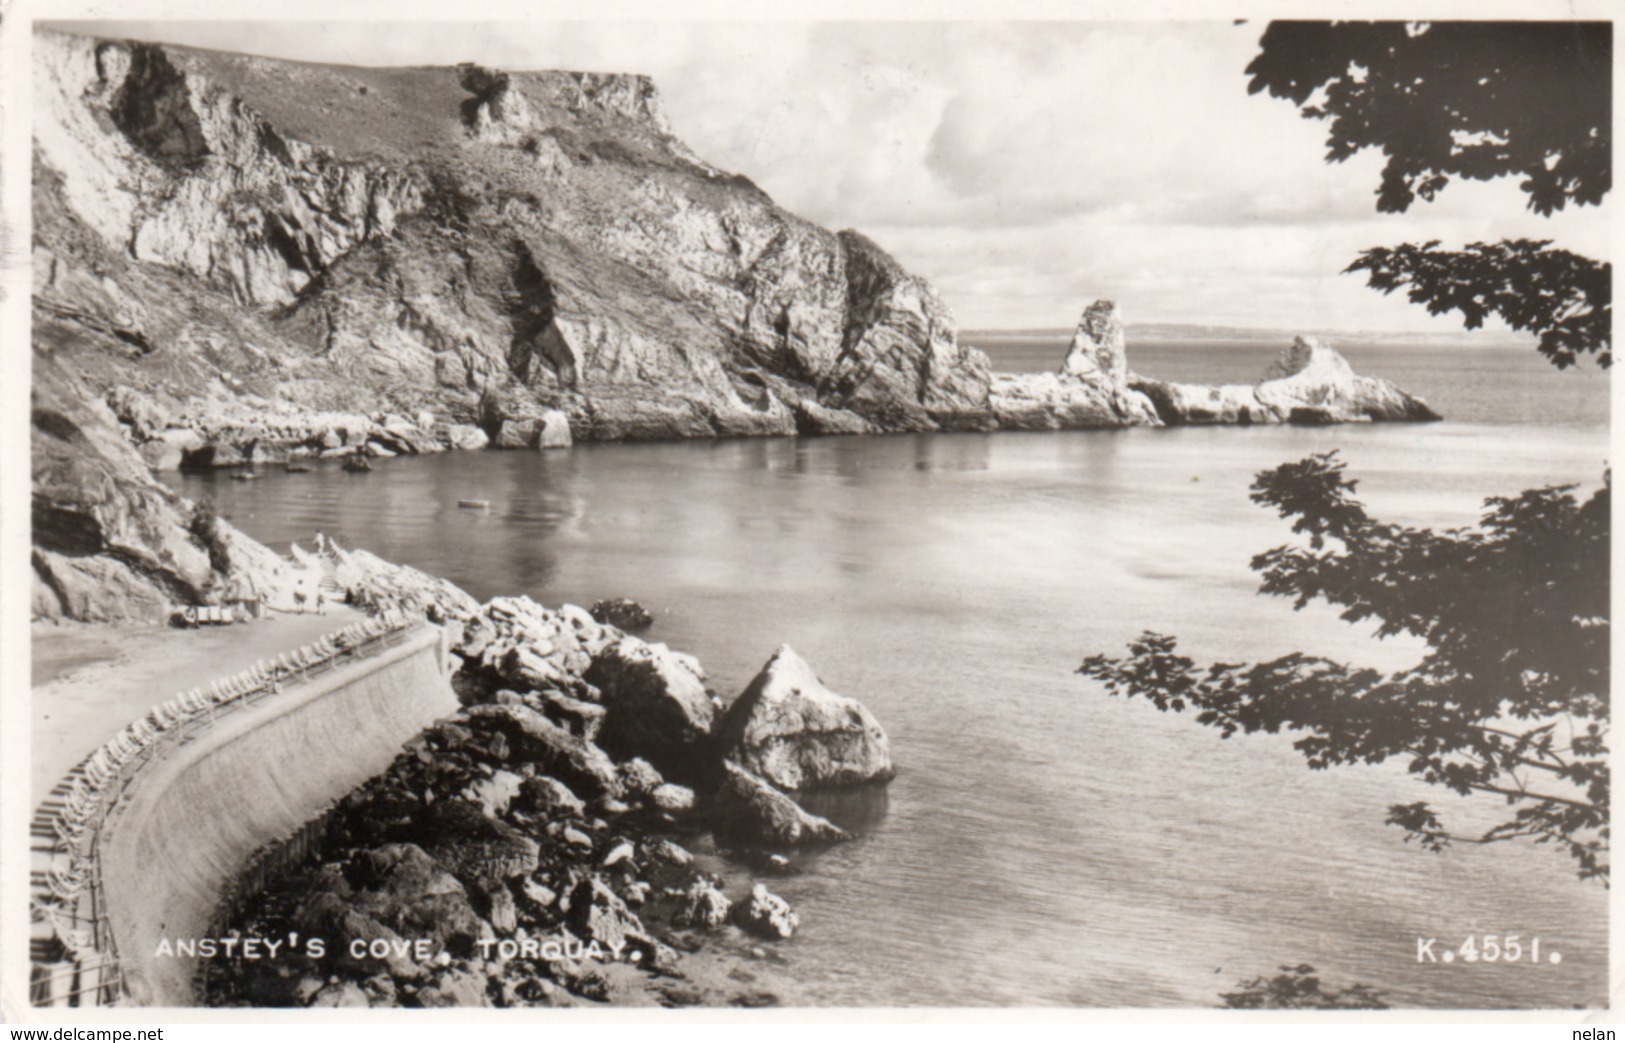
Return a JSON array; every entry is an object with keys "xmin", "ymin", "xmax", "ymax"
[{"xmin": 168, "ymin": 341, "xmax": 1610, "ymax": 1008}]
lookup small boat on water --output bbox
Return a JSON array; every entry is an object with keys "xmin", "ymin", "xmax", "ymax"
[
  {"xmin": 230, "ymin": 471, "xmax": 259, "ymax": 481},
  {"xmin": 343, "ymin": 457, "xmax": 373, "ymax": 473},
  {"xmin": 285, "ymin": 463, "xmax": 313, "ymax": 473},
  {"xmin": 457, "ymin": 499, "xmax": 491, "ymax": 509}
]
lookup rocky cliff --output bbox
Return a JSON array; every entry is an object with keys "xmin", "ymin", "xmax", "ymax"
[
  {"xmin": 31, "ymin": 348, "xmax": 288, "ymax": 622},
  {"xmin": 33, "ymin": 29, "xmax": 996, "ymax": 449}
]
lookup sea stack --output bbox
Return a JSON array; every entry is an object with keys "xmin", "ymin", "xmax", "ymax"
[
  {"xmin": 988, "ymin": 300, "xmax": 1164, "ymax": 429},
  {"xmin": 1062, "ymin": 298, "xmax": 1130, "ymax": 385}
]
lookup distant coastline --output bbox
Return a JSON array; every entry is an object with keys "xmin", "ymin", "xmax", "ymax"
[{"xmin": 964, "ymin": 323, "xmax": 1537, "ymax": 349}]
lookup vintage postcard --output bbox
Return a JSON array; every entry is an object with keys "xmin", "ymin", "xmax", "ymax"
[{"xmin": 3, "ymin": 0, "xmax": 1614, "ymax": 1024}]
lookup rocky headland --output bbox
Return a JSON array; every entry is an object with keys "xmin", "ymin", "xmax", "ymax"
[
  {"xmin": 203, "ymin": 552, "xmax": 892, "ymax": 1008},
  {"xmin": 33, "ymin": 28, "xmax": 1439, "ymax": 626},
  {"xmin": 990, "ymin": 300, "xmax": 1439, "ymax": 429}
]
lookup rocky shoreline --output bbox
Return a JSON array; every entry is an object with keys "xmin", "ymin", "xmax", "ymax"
[
  {"xmin": 204, "ymin": 551, "xmax": 892, "ymax": 1008},
  {"xmin": 100, "ymin": 298, "xmax": 1439, "ymax": 478}
]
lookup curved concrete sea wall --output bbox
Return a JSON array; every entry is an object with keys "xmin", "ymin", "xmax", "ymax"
[{"xmin": 100, "ymin": 625, "xmax": 458, "ymax": 1005}]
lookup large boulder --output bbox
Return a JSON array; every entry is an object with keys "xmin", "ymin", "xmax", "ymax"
[
  {"xmin": 583, "ymin": 636, "xmax": 717, "ymax": 774},
  {"xmin": 537, "ymin": 409, "xmax": 573, "ymax": 449},
  {"xmin": 731, "ymin": 883, "xmax": 799, "ymax": 941},
  {"xmin": 617, "ymin": 757, "xmax": 664, "ymax": 798},
  {"xmin": 565, "ymin": 877, "xmax": 651, "ymax": 955},
  {"xmin": 517, "ymin": 775, "xmax": 586, "ymax": 818},
  {"xmin": 439, "ymin": 423, "xmax": 490, "ymax": 451},
  {"xmin": 460, "ymin": 769, "xmax": 524, "ymax": 818},
  {"xmin": 589, "ymin": 597, "xmax": 653, "ymax": 630},
  {"xmin": 410, "ymin": 800, "xmax": 541, "ymax": 884},
  {"xmin": 493, "ymin": 418, "xmax": 540, "ymax": 449},
  {"xmin": 711, "ymin": 761, "xmax": 850, "ymax": 847},
  {"xmin": 716, "ymin": 645, "xmax": 894, "ymax": 791},
  {"xmin": 649, "ymin": 783, "xmax": 695, "ymax": 815},
  {"xmin": 461, "ymin": 704, "xmax": 622, "ymax": 800},
  {"xmin": 490, "ymin": 411, "xmax": 574, "ymax": 449},
  {"xmin": 497, "ymin": 645, "xmax": 573, "ymax": 692},
  {"xmin": 370, "ymin": 416, "xmax": 438, "ymax": 455},
  {"xmin": 675, "ymin": 879, "xmax": 732, "ymax": 929}
]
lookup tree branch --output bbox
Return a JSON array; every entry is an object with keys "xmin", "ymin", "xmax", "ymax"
[{"xmin": 1465, "ymin": 782, "xmax": 1596, "ymax": 812}]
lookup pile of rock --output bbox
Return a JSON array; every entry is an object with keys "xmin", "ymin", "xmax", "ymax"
[
  {"xmin": 103, "ymin": 387, "xmax": 459, "ymax": 472},
  {"xmin": 206, "ymin": 590, "xmax": 895, "ymax": 1007}
]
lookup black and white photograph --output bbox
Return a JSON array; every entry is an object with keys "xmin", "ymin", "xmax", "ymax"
[{"xmin": 6, "ymin": 2, "xmax": 1613, "ymax": 1021}]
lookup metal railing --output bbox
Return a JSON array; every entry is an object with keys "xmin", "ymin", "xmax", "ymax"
[{"xmin": 29, "ymin": 609, "xmax": 420, "ymax": 1007}]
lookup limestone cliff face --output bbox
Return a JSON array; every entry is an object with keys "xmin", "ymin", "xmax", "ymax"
[{"xmin": 33, "ymin": 30, "xmax": 993, "ymax": 449}]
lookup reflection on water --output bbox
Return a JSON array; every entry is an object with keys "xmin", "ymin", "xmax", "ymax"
[
  {"xmin": 799, "ymin": 785, "xmax": 892, "ymax": 834},
  {"xmin": 169, "ymin": 400, "xmax": 1609, "ymax": 1009}
]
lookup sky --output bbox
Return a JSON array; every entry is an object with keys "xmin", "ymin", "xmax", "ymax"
[{"xmin": 59, "ymin": 18, "xmax": 1612, "ymax": 334}]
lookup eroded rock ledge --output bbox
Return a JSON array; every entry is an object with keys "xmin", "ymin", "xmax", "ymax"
[{"xmin": 1130, "ymin": 335, "xmax": 1441, "ymax": 425}]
